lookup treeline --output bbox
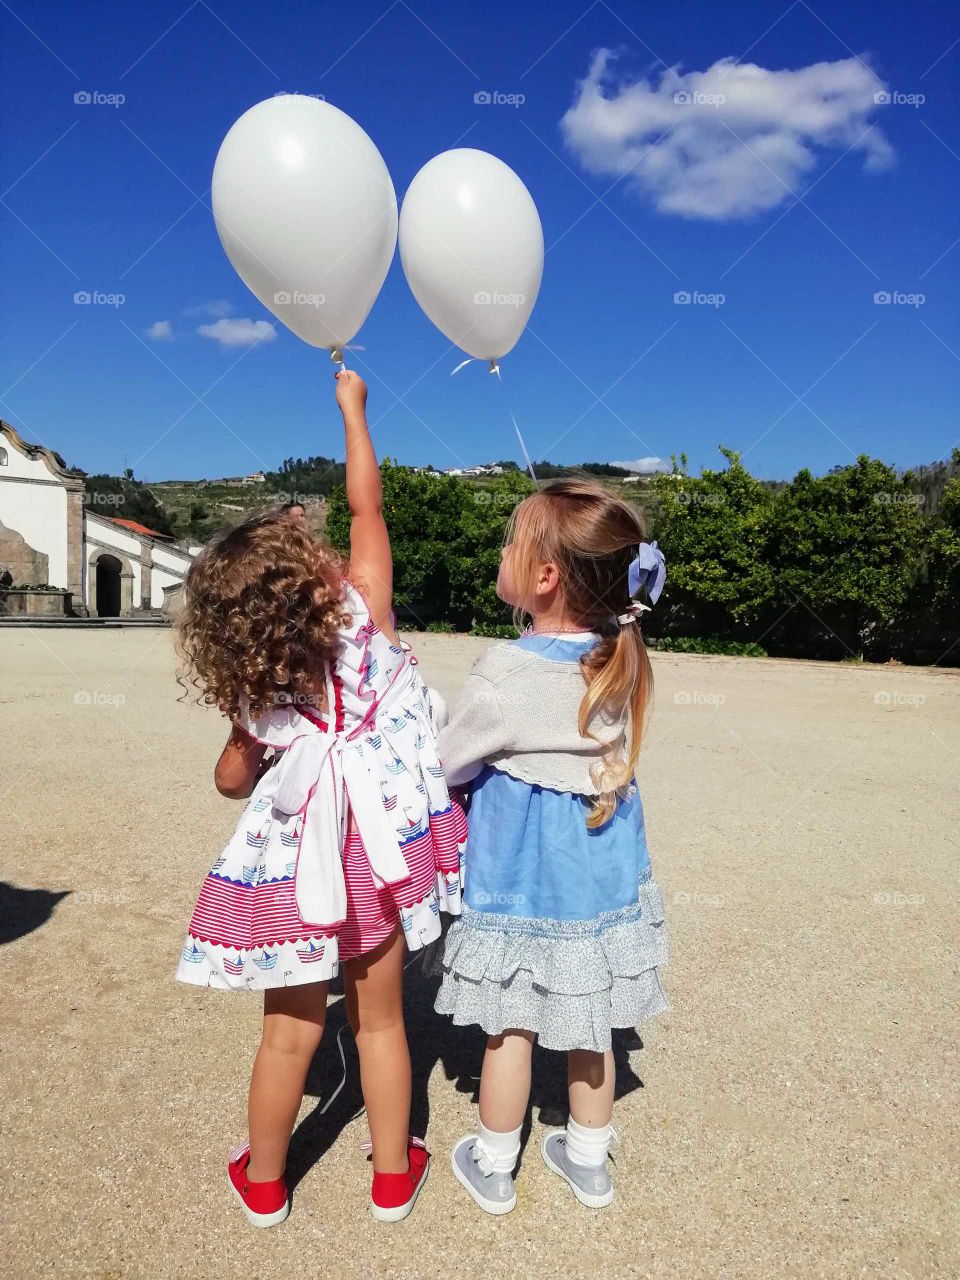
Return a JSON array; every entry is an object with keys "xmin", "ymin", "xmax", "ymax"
[
  {"xmin": 266, "ymin": 455, "xmax": 346, "ymax": 497},
  {"xmin": 650, "ymin": 448, "xmax": 960, "ymax": 663},
  {"xmin": 530, "ymin": 460, "xmax": 636, "ymax": 479},
  {"xmin": 326, "ymin": 450, "xmax": 960, "ymax": 664}
]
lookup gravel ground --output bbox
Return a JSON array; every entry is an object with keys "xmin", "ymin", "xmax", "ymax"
[{"xmin": 1, "ymin": 628, "xmax": 957, "ymax": 1279}]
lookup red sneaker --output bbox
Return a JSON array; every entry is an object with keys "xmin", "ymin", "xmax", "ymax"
[
  {"xmin": 227, "ymin": 1142, "xmax": 290, "ymax": 1228},
  {"xmin": 369, "ymin": 1137, "xmax": 431, "ymax": 1222}
]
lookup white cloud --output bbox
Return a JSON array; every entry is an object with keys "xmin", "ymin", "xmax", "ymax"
[
  {"xmin": 613, "ymin": 457, "xmax": 668, "ymax": 473},
  {"xmin": 185, "ymin": 300, "xmax": 234, "ymax": 318},
  {"xmin": 146, "ymin": 320, "xmax": 173, "ymax": 341},
  {"xmin": 561, "ymin": 51, "xmax": 893, "ymax": 220},
  {"xmin": 198, "ymin": 318, "xmax": 277, "ymax": 349}
]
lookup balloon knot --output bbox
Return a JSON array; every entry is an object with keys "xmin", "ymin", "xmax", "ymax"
[{"xmin": 488, "ymin": 359, "xmax": 500, "ymax": 375}]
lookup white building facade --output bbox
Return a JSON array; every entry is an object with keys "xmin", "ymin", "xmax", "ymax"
[{"xmin": 0, "ymin": 421, "xmax": 197, "ymax": 617}]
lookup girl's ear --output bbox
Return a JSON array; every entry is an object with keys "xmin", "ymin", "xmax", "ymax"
[{"xmin": 536, "ymin": 560, "xmax": 560, "ymax": 598}]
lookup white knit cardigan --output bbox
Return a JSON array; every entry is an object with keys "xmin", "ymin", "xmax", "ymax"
[{"xmin": 438, "ymin": 640, "xmax": 630, "ymax": 797}]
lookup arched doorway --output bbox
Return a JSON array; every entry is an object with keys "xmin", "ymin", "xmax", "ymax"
[{"xmin": 95, "ymin": 554, "xmax": 123, "ymax": 617}]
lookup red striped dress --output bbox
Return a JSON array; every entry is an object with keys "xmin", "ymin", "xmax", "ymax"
[{"xmin": 175, "ymin": 581, "xmax": 467, "ymax": 990}]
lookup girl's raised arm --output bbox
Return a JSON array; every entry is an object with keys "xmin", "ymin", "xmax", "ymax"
[{"xmin": 335, "ymin": 370, "xmax": 396, "ymax": 639}]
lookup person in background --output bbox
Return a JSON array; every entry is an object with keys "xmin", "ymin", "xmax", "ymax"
[{"xmin": 281, "ymin": 500, "xmax": 307, "ymax": 524}]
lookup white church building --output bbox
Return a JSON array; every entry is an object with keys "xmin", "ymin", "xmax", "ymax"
[{"xmin": 0, "ymin": 421, "xmax": 198, "ymax": 618}]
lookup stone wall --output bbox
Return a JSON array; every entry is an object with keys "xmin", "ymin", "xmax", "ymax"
[{"xmin": 0, "ymin": 517, "xmax": 49, "ymax": 586}]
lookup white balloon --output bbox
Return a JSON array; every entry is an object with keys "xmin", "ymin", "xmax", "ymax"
[
  {"xmin": 399, "ymin": 148, "xmax": 543, "ymax": 362},
  {"xmin": 212, "ymin": 95, "xmax": 397, "ymax": 351}
]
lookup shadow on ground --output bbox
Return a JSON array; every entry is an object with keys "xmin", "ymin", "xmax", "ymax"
[
  {"xmin": 285, "ymin": 947, "xmax": 645, "ymax": 1196},
  {"xmin": 0, "ymin": 881, "xmax": 70, "ymax": 946}
]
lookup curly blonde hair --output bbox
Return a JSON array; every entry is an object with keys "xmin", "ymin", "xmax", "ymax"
[{"xmin": 176, "ymin": 509, "xmax": 349, "ymax": 720}]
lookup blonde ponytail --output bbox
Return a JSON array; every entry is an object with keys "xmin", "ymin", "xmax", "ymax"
[{"xmin": 578, "ymin": 623, "xmax": 653, "ymax": 827}]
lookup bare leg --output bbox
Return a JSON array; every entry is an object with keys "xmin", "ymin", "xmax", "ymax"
[
  {"xmin": 247, "ymin": 982, "xmax": 328, "ymax": 1182},
  {"xmin": 478, "ymin": 1029, "xmax": 536, "ymax": 1132},
  {"xmin": 343, "ymin": 928, "xmax": 410, "ymax": 1175},
  {"xmin": 567, "ymin": 1049, "xmax": 615, "ymax": 1128}
]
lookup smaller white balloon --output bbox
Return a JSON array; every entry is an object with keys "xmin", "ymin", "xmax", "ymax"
[
  {"xmin": 399, "ymin": 149, "xmax": 543, "ymax": 361},
  {"xmin": 212, "ymin": 95, "xmax": 397, "ymax": 351}
]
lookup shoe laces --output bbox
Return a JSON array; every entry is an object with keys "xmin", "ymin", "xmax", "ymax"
[
  {"xmin": 472, "ymin": 1137, "xmax": 499, "ymax": 1177},
  {"xmin": 228, "ymin": 1141, "xmax": 250, "ymax": 1164}
]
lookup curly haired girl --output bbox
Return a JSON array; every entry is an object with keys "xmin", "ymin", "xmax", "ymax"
[{"xmin": 175, "ymin": 371, "xmax": 466, "ymax": 1226}]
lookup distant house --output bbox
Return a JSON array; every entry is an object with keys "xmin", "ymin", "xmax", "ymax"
[
  {"xmin": 443, "ymin": 463, "xmax": 504, "ymax": 478},
  {"xmin": 243, "ymin": 471, "xmax": 266, "ymax": 485},
  {"xmin": 0, "ymin": 420, "xmax": 197, "ymax": 618}
]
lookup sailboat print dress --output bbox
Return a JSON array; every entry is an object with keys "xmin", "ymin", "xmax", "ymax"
[{"xmin": 176, "ymin": 581, "xmax": 467, "ymax": 991}]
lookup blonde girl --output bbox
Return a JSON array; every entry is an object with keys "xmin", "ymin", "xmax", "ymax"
[{"xmin": 435, "ymin": 478, "xmax": 669, "ymax": 1213}]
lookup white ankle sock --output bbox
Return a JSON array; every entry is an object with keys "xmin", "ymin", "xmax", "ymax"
[
  {"xmin": 475, "ymin": 1122, "xmax": 522, "ymax": 1175},
  {"xmin": 565, "ymin": 1117, "xmax": 613, "ymax": 1168}
]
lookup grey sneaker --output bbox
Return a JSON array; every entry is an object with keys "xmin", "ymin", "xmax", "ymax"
[
  {"xmin": 450, "ymin": 1135, "xmax": 517, "ymax": 1215},
  {"xmin": 540, "ymin": 1129, "xmax": 614, "ymax": 1208}
]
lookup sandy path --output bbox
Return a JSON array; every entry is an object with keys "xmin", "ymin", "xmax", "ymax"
[{"xmin": 1, "ymin": 628, "xmax": 956, "ymax": 1278}]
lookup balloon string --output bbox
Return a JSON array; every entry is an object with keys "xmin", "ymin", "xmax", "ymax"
[
  {"xmin": 491, "ymin": 362, "xmax": 538, "ymax": 486},
  {"xmin": 449, "ymin": 358, "xmax": 538, "ymax": 486}
]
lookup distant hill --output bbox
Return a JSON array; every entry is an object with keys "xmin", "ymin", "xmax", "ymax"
[{"xmin": 118, "ymin": 451, "xmax": 960, "ymax": 545}]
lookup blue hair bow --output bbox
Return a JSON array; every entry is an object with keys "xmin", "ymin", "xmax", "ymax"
[{"xmin": 627, "ymin": 541, "xmax": 666, "ymax": 605}]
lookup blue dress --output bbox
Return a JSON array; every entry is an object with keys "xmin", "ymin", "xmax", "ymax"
[{"xmin": 435, "ymin": 634, "xmax": 669, "ymax": 1053}]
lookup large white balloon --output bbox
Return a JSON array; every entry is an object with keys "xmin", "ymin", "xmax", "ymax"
[
  {"xmin": 399, "ymin": 149, "xmax": 543, "ymax": 362},
  {"xmin": 212, "ymin": 95, "xmax": 397, "ymax": 351}
]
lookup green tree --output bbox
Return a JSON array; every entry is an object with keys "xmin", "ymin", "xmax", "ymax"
[
  {"xmin": 926, "ymin": 448, "xmax": 960, "ymax": 605},
  {"xmin": 449, "ymin": 470, "xmax": 535, "ymax": 628},
  {"xmin": 187, "ymin": 501, "xmax": 216, "ymax": 541},
  {"xmin": 769, "ymin": 456, "xmax": 926, "ymax": 654},
  {"xmin": 83, "ymin": 473, "xmax": 175, "ymax": 537},
  {"xmin": 651, "ymin": 448, "xmax": 775, "ymax": 625},
  {"xmin": 266, "ymin": 455, "xmax": 346, "ymax": 498},
  {"xmin": 326, "ymin": 460, "xmax": 465, "ymax": 624}
]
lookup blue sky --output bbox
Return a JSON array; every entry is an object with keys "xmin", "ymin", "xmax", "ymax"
[{"xmin": 1, "ymin": 0, "xmax": 958, "ymax": 482}]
